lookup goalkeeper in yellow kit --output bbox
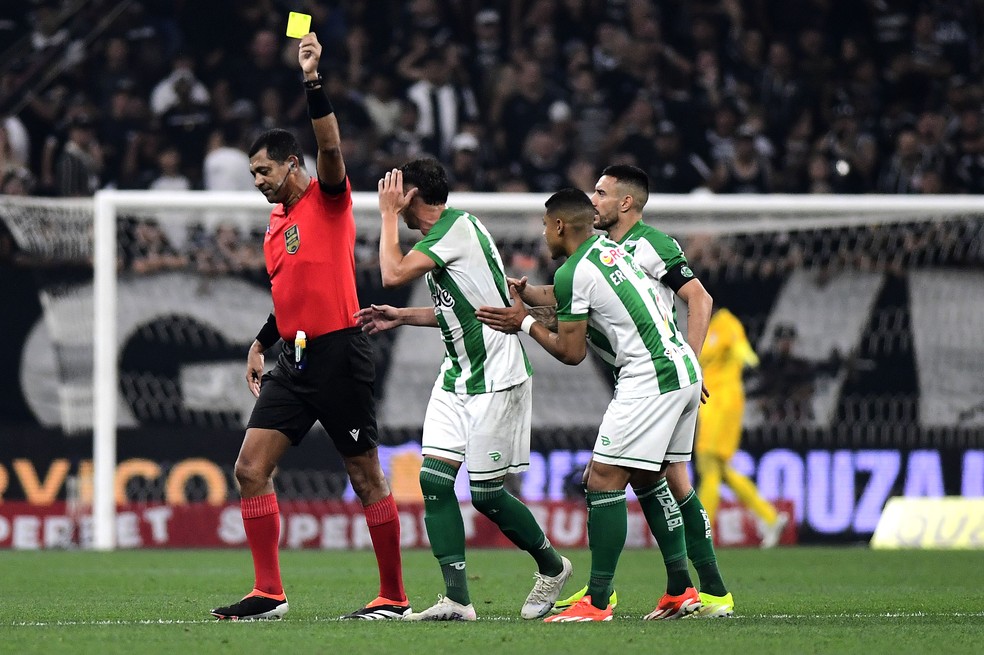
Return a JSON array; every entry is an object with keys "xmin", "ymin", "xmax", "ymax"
[{"xmin": 696, "ymin": 307, "xmax": 788, "ymax": 548}]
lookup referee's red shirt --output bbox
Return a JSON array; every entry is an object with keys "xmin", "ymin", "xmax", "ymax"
[{"xmin": 264, "ymin": 177, "xmax": 359, "ymax": 340}]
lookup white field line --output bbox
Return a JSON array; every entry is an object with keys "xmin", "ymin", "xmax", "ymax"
[{"xmin": 6, "ymin": 611, "xmax": 984, "ymax": 627}]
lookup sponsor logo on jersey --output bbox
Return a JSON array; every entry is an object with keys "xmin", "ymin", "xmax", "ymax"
[
  {"xmin": 432, "ymin": 287, "xmax": 455, "ymax": 308},
  {"xmin": 349, "ymin": 428, "xmax": 360, "ymax": 441},
  {"xmin": 284, "ymin": 224, "xmax": 300, "ymax": 254},
  {"xmin": 488, "ymin": 451, "xmax": 502, "ymax": 461},
  {"xmin": 599, "ymin": 246, "xmax": 627, "ymax": 267},
  {"xmin": 600, "ymin": 436, "xmax": 611, "ymax": 446}
]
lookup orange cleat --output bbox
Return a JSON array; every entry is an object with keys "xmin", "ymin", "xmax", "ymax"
[
  {"xmin": 642, "ymin": 587, "xmax": 701, "ymax": 620},
  {"xmin": 544, "ymin": 596, "xmax": 613, "ymax": 622}
]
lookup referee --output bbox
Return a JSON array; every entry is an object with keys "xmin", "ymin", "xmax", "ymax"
[{"xmin": 210, "ymin": 32, "xmax": 408, "ymax": 621}]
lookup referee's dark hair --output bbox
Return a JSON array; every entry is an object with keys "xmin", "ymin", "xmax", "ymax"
[
  {"xmin": 601, "ymin": 163, "xmax": 650, "ymax": 209},
  {"xmin": 400, "ymin": 158, "xmax": 449, "ymax": 205},
  {"xmin": 249, "ymin": 128, "xmax": 306, "ymax": 167},
  {"xmin": 544, "ymin": 187, "xmax": 594, "ymax": 229}
]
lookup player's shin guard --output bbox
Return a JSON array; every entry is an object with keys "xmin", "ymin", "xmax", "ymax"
[
  {"xmin": 635, "ymin": 479, "xmax": 693, "ymax": 595},
  {"xmin": 584, "ymin": 490, "xmax": 627, "ymax": 611},
  {"xmin": 419, "ymin": 457, "xmax": 469, "ymax": 605},
  {"xmin": 679, "ymin": 489, "xmax": 728, "ymax": 597},
  {"xmin": 471, "ymin": 479, "xmax": 563, "ymax": 576}
]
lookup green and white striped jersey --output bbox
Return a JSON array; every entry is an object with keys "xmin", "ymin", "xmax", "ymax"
[
  {"xmin": 554, "ymin": 234, "xmax": 700, "ymax": 398},
  {"xmin": 617, "ymin": 220, "xmax": 691, "ymax": 314},
  {"xmin": 412, "ymin": 208, "xmax": 532, "ymax": 395}
]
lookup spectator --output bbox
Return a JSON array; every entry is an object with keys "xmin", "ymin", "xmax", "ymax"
[
  {"xmin": 815, "ymin": 103, "xmax": 878, "ymax": 193},
  {"xmin": 56, "ymin": 114, "xmax": 103, "ymax": 197},
  {"xmin": 519, "ymin": 126, "xmax": 570, "ymax": 193},
  {"xmin": 4, "ymin": 1, "xmax": 984, "ymax": 198},
  {"xmin": 120, "ymin": 127, "xmax": 164, "ymax": 189},
  {"xmin": 404, "ymin": 48, "xmax": 478, "ymax": 161},
  {"xmin": 92, "ymin": 37, "xmax": 134, "ymax": 110},
  {"xmin": 496, "ymin": 60, "xmax": 558, "ymax": 163},
  {"xmin": 98, "ymin": 81, "xmax": 144, "ymax": 188},
  {"xmin": 149, "ymin": 147, "xmax": 191, "ymax": 191},
  {"xmin": 229, "ymin": 29, "xmax": 295, "ymax": 109},
  {"xmin": 715, "ymin": 124, "xmax": 774, "ymax": 194},
  {"xmin": 362, "ymin": 72, "xmax": 403, "ymax": 138},
  {"xmin": 203, "ymin": 126, "xmax": 253, "ymax": 191},
  {"xmin": 649, "ymin": 120, "xmax": 711, "ymax": 194},
  {"xmin": 447, "ymin": 131, "xmax": 492, "ymax": 192},
  {"xmin": 758, "ymin": 41, "xmax": 805, "ymax": 145},
  {"xmin": 373, "ymin": 99, "xmax": 427, "ymax": 176},
  {"xmin": 469, "ymin": 9, "xmax": 507, "ymax": 106},
  {"xmin": 1, "ymin": 167, "xmax": 34, "ymax": 195},
  {"xmin": 159, "ymin": 72, "xmax": 213, "ymax": 186},
  {"xmin": 150, "ymin": 54, "xmax": 210, "ymax": 116},
  {"xmin": 879, "ymin": 128, "xmax": 924, "ymax": 194},
  {"xmin": 126, "ymin": 219, "xmax": 188, "ymax": 274},
  {"xmin": 805, "ymin": 153, "xmax": 834, "ymax": 194},
  {"xmin": 566, "ymin": 66, "xmax": 612, "ymax": 164}
]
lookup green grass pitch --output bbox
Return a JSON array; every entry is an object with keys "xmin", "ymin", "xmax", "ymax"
[{"xmin": 2, "ymin": 547, "xmax": 982, "ymax": 654}]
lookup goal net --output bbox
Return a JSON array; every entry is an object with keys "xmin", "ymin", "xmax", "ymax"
[{"xmin": 2, "ymin": 191, "xmax": 983, "ymax": 548}]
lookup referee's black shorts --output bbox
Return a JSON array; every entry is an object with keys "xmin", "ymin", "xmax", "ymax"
[{"xmin": 247, "ymin": 327, "xmax": 379, "ymax": 457}]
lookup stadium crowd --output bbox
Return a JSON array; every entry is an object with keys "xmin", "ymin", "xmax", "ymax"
[{"xmin": 1, "ymin": 0, "xmax": 983, "ymax": 200}]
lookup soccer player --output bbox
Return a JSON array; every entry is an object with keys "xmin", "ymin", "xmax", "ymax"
[
  {"xmin": 519, "ymin": 167, "xmax": 735, "ymax": 618},
  {"xmin": 355, "ymin": 159, "xmax": 573, "ymax": 621},
  {"xmin": 210, "ymin": 33, "xmax": 408, "ymax": 621},
  {"xmin": 698, "ymin": 305, "xmax": 789, "ymax": 547},
  {"xmin": 477, "ymin": 188, "xmax": 703, "ymax": 622},
  {"xmin": 586, "ymin": 164, "xmax": 733, "ymax": 616}
]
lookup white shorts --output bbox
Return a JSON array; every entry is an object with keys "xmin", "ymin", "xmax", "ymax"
[
  {"xmin": 592, "ymin": 382, "xmax": 701, "ymax": 472},
  {"xmin": 421, "ymin": 377, "xmax": 532, "ymax": 481}
]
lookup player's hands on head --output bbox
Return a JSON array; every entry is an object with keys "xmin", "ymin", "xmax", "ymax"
[
  {"xmin": 476, "ymin": 284, "xmax": 528, "ymax": 334},
  {"xmin": 378, "ymin": 169, "xmax": 417, "ymax": 218},
  {"xmin": 354, "ymin": 304, "xmax": 401, "ymax": 335},
  {"xmin": 298, "ymin": 33, "xmax": 322, "ymax": 76}
]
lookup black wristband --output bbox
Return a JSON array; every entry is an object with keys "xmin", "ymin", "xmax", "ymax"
[
  {"xmin": 306, "ymin": 83, "xmax": 334, "ymax": 119},
  {"xmin": 255, "ymin": 313, "xmax": 281, "ymax": 350}
]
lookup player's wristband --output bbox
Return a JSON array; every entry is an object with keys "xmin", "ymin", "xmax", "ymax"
[
  {"xmin": 255, "ymin": 313, "xmax": 281, "ymax": 350},
  {"xmin": 305, "ymin": 79, "xmax": 334, "ymax": 119},
  {"xmin": 520, "ymin": 315, "xmax": 536, "ymax": 335}
]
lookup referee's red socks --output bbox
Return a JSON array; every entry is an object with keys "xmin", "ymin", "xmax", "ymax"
[
  {"xmin": 241, "ymin": 493, "xmax": 284, "ymax": 596},
  {"xmin": 364, "ymin": 494, "xmax": 407, "ymax": 602}
]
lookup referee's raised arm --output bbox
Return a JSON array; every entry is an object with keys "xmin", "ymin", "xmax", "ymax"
[{"xmin": 297, "ymin": 32, "xmax": 345, "ymax": 188}]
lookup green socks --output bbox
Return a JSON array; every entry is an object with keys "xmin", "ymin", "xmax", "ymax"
[
  {"xmin": 679, "ymin": 489, "xmax": 728, "ymax": 597},
  {"xmin": 584, "ymin": 490, "xmax": 627, "ymax": 610},
  {"xmin": 439, "ymin": 561, "xmax": 470, "ymax": 605},
  {"xmin": 471, "ymin": 480, "xmax": 563, "ymax": 576},
  {"xmin": 635, "ymin": 479, "xmax": 693, "ymax": 595},
  {"xmin": 419, "ymin": 457, "xmax": 470, "ymax": 605}
]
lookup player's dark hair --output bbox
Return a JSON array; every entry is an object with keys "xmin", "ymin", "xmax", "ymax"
[
  {"xmin": 601, "ymin": 164, "xmax": 650, "ymax": 209},
  {"xmin": 400, "ymin": 158, "xmax": 449, "ymax": 205},
  {"xmin": 544, "ymin": 187, "xmax": 594, "ymax": 228},
  {"xmin": 249, "ymin": 128, "xmax": 305, "ymax": 167}
]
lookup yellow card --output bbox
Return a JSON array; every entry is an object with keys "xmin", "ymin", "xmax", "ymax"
[{"xmin": 286, "ymin": 12, "xmax": 311, "ymax": 39}]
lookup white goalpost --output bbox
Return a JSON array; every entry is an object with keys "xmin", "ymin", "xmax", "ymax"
[{"xmin": 2, "ymin": 190, "xmax": 980, "ymax": 549}]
